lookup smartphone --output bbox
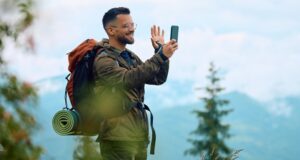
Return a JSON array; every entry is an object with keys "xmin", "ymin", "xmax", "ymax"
[{"xmin": 170, "ymin": 25, "xmax": 179, "ymax": 42}]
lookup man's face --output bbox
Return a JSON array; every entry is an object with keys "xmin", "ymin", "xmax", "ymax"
[{"xmin": 110, "ymin": 14, "xmax": 135, "ymax": 45}]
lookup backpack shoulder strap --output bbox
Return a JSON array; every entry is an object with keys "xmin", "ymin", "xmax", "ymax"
[{"xmin": 68, "ymin": 39, "xmax": 97, "ymax": 72}]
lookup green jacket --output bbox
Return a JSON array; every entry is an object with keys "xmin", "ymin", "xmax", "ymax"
[{"xmin": 93, "ymin": 39, "xmax": 169, "ymax": 142}]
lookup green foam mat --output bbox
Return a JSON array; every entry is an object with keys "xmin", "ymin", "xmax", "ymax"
[{"xmin": 52, "ymin": 109, "xmax": 80, "ymax": 135}]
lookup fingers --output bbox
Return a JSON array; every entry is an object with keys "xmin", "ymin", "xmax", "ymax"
[
  {"xmin": 171, "ymin": 39, "xmax": 177, "ymax": 44},
  {"xmin": 151, "ymin": 26, "xmax": 154, "ymax": 37},
  {"xmin": 172, "ymin": 42, "xmax": 178, "ymax": 48},
  {"xmin": 167, "ymin": 39, "xmax": 177, "ymax": 45},
  {"xmin": 158, "ymin": 26, "xmax": 160, "ymax": 36},
  {"xmin": 171, "ymin": 43, "xmax": 178, "ymax": 52},
  {"xmin": 151, "ymin": 25, "xmax": 165, "ymax": 36},
  {"xmin": 150, "ymin": 37, "xmax": 154, "ymax": 43},
  {"xmin": 172, "ymin": 44, "xmax": 178, "ymax": 52},
  {"xmin": 166, "ymin": 40, "xmax": 178, "ymax": 50}
]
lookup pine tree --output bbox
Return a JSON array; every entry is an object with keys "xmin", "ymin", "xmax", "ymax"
[
  {"xmin": 73, "ymin": 136, "xmax": 102, "ymax": 160},
  {"xmin": 0, "ymin": 0, "xmax": 43, "ymax": 159},
  {"xmin": 185, "ymin": 62, "xmax": 233, "ymax": 160}
]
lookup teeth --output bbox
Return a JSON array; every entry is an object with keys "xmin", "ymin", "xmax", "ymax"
[{"xmin": 127, "ymin": 33, "xmax": 134, "ymax": 36}]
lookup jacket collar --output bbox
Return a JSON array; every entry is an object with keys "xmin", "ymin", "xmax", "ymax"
[
  {"xmin": 100, "ymin": 38, "xmax": 134, "ymax": 58},
  {"xmin": 99, "ymin": 38, "xmax": 136, "ymax": 68}
]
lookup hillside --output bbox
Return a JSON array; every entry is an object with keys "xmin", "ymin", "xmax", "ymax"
[{"xmin": 32, "ymin": 76, "xmax": 300, "ymax": 160}]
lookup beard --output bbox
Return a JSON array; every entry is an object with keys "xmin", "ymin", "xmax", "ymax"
[{"xmin": 117, "ymin": 31, "xmax": 135, "ymax": 45}]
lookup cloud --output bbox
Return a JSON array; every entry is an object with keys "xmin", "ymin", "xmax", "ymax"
[
  {"xmin": 177, "ymin": 28, "xmax": 300, "ymax": 102},
  {"xmin": 2, "ymin": 0, "xmax": 299, "ymax": 116},
  {"xmin": 125, "ymin": 26, "xmax": 299, "ymax": 115},
  {"xmin": 35, "ymin": 78, "xmax": 65, "ymax": 95},
  {"xmin": 2, "ymin": 38, "xmax": 67, "ymax": 82}
]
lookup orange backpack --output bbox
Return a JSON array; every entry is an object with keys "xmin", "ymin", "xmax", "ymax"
[
  {"xmin": 66, "ymin": 39, "xmax": 97, "ymax": 107},
  {"xmin": 65, "ymin": 39, "xmax": 103, "ymax": 135}
]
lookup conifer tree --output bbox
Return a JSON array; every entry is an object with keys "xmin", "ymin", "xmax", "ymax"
[{"xmin": 185, "ymin": 62, "xmax": 233, "ymax": 160}]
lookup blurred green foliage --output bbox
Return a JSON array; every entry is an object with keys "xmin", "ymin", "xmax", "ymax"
[
  {"xmin": 0, "ymin": 0, "xmax": 43, "ymax": 159},
  {"xmin": 73, "ymin": 136, "xmax": 102, "ymax": 160}
]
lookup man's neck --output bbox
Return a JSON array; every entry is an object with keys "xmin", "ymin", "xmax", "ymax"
[{"xmin": 109, "ymin": 38, "xmax": 126, "ymax": 51}]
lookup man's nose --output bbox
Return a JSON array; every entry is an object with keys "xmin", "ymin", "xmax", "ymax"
[{"xmin": 127, "ymin": 26, "xmax": 134, "ymax": 32}]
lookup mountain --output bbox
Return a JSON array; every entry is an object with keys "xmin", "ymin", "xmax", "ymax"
[
  {"xmin": 151, "ymin": 92, "xmax": 300, "ymax": 160},
  {"xmin": 32, "ymin": 76, "xmax": 300, "ymax": 160}
]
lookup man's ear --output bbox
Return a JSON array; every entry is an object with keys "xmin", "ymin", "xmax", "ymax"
[{"xmin": 106, "ymin": 27, "xmax": 115, "ymax": 36}]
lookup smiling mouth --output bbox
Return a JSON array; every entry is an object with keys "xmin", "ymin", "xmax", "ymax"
[
  {"xmin": 127, "ymin": 33, "xmax": 134, "ymax": 36},
  {"xmin": 126, "ymin": 31, "xmax": 134, "ymax": 36}
]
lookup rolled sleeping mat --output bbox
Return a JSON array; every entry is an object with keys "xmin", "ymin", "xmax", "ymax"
[{"xmin": 52, "ymin": 109, "xmax": 81, "ymax": 135}]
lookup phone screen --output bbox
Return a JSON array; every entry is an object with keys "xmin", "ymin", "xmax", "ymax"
[{"xmin": 170, "ymin": 25, "xmax": 179, "ymax": 42}]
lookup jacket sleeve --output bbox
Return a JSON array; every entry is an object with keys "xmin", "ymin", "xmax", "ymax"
[
  {"xmin": 145, "ymin": 60, "xmax": 169, "ymax": 85},
  {"xmin": 93, "ymin": 53, "xmax": 165, "ymax": 89},
  {"xmin": 133, "ymin": 51, "xmax": 170, "ymax": 85}
]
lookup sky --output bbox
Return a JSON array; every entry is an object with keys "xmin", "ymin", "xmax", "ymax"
[{"xmin": 3, "ymin": 0, "xmax": 300, "ymax": 116}]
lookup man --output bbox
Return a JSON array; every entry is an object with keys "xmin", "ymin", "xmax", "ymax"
[{"xmin": 94, "ymin": 7, "xmax": 178, "ymax": 160}]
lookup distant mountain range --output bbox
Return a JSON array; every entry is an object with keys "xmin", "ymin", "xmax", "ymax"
[{"xmin": 32, "ymin": 76, "xmax": 300, "ymax": 160}]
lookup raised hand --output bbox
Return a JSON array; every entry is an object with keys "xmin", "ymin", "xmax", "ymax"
[
  {"xmin": 151, "ymin": 25, "xmax": 165, "ymax": 49},
  {"xmin": 162, "ymin": 39, "xmax": 178, "ymax": 58}
]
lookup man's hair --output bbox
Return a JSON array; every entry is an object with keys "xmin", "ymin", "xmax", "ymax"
[{"xmin": 102, "ymin": 7, "xmax": 130, "ymax": 30}]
